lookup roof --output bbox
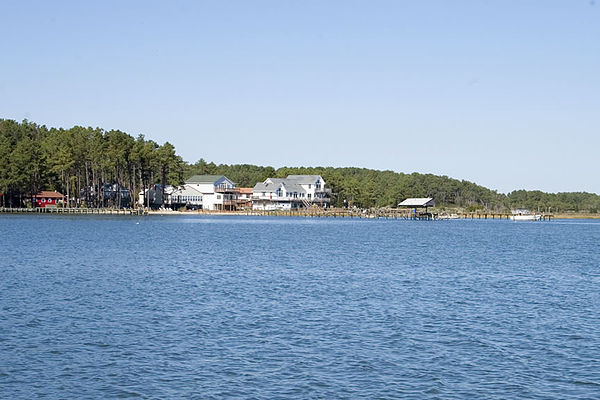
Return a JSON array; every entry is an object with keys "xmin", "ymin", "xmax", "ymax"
[
  {"xmin": 253, "ymin": 181, "xmax": 280, "ymax": 192},
  {"xmin": 35, "ymin": 191, "xmax": 64, "ymax": 198},
  {"xmin": 254, "ymin": 179, "xmax": 305, "ymax": 194},
  {"xmin": 398, "ymin": 197, "xmax": 436, "ymax": 207},
  {"xmin": 286, "ymin": 175, "xmax": 324, "ymax": 184},
  {"xmin": 172, "ymin": 186, "xmax": 203, "ymax": 197},
  {"xmin": 185, "ymin": 175, "xmax": 227, "ymax": 184}
]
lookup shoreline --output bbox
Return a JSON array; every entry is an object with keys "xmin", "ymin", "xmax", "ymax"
[
  {"xmin": 2, "ymin": 207, "xmax": 599, "ymax": 220},
  {"xmin": 147, "ymin": 210, "xmax": 600, "ymax": 220}
]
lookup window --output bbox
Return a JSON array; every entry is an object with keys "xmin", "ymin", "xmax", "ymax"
[
  {"xmin": 217, "ymin": 195, "xmax": 221, "ymax": 199},
  {"xmin": 308, "ymin": 184, "xmax": 311, "ymax": 189}
]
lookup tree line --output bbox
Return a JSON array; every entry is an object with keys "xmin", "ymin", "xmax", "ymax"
[
  {"xmin": 0, "ymin": 119, "xmax": 183, "ymax": 208},
  {"xmin": 2, "ymin": 119, "xmax": 599, "ymax": 213}
]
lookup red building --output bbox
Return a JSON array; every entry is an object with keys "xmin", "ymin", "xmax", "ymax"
[{"xmin": 34, "ymin": 191, "xmax": 64, "ymax": 208}]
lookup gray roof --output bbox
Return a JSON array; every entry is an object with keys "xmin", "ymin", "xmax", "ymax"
[
  {"xmin": 286, "ymin": 175, "xmax": 323, "ymax": 184},
  {"xmin": 185, "ymin": 175, "xmax": 227, "ymax": 184},
  {"xmin": 254, "ymin": 179, "xmax": 306, "ymax": 194},
  {"xmin": 173, "ymin": 185, "xmax": 203, "ymax": 197},
  {"xmin": 253, "ymin": 181, "xmax": 277, "ymax": 192},
  {"xmin": 282, "ymin": 182, "xmax": 305, "ymax": 193},
  {"xmin": 398, "ymin": 197, "xmax": 436, "ymax": 207}
]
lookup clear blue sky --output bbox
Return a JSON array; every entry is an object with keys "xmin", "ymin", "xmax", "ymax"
[{"xmin": 1, "ymin": 1, "xmax": 599, "ymax": 194}]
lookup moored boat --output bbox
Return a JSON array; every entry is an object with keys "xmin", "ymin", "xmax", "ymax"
[{"xmin": 509, "ymin": 214, "xmax": 541, "ymax": 221}]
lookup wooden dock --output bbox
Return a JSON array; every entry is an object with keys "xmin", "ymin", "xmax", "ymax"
[
  {"xmin": 0, "ymin": 207, "xmax": 147, "ymax": 215},
  {"xmin": 454, "ymin": 213, "xmax": 553, "ymax": 221},
  {"xmin": 199, "ymin": 209, "xmax": 554, "ymax": 220}
]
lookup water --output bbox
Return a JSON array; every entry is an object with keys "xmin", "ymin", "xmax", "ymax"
[{"xmin": 1, "ymin": 215, "xmax": 599, "ymax": 399}]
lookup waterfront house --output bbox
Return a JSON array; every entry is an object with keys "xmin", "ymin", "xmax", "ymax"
[
  {"xmin": 286, "ymin": 175, "xmax": 330, "ymax": 206},
  {"xmin": 184, "ymin": 175, "xmax": 238, "ymax": 211},
  {"xmin": 33, "ymin": 191, "xmax": 64, "ymax": 208},
  {"xmin": 252, "ymin": 175, "xmax": 330, "ymax": 210}
]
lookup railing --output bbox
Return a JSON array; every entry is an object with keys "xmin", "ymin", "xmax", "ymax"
[
  {"xmin": 252, "ymin": 195, "xmax": 330, "ymax": 203},
  {"xmin": 214, "ymin": 187, "xmax": 239, "ymax": 193},
  {"xmin": 252, "ymin": 195, "xmax": 305, "ymax": 201},
  {"xmin": 314, "ymin": 188, "xmax": 332, "ymax": 194},
  {"xmin": 0, "ymin": 207, "xmax": 147, "ymax": 215}
]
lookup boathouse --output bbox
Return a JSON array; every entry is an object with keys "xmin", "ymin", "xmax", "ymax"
[
  {"xmin": 398, "ymin": 198, "xmax": 436, "ymax": 218},
  {"xmin": 33, "ymin": 191, "xmax": 64, "ymax": 208}
]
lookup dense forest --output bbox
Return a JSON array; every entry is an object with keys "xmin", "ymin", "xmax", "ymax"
[
  {"xmin": 0, "ymin": 119, "xmax": 184, "ymax": 208},
  {"xmin": 1, "ymin": 119, "xmax": 599, "ymax": 213}
]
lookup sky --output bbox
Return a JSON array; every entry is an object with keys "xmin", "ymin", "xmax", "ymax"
[{"xmin": 1, "ymin": 1, "xmax": 599, "ymax": 194}]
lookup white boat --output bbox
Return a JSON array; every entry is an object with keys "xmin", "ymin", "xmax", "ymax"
[
  {"xmin": 437, "ymin": 213, "xmax": 460, "ymax": 220},
  {"xmin": 509, "ymin": 214, "xmax": 541, "ymax": 221}
]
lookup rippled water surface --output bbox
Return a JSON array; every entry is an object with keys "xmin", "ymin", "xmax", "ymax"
[{"xmin": 1, "ymin": 215, "xmax": 600, "ymax": 399}]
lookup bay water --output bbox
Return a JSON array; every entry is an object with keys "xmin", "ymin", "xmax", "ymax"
[{"xmin": 1, "ymin": 215, "xmax": 599, "ymax": 398}]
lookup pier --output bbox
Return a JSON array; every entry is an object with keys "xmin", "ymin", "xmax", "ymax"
[
  {"xmin": 194, "ymin": 209, "xmax": 554, "ymax": 221},
  {"xmin": 0, "ymin": 207, "xmax": 147, "ymax": 216},
  {"xmin": 454, "ymin": 213, "xmax": 553, "ymax": 221}
]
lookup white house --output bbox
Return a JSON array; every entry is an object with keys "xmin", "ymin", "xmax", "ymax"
[
  {"xmin": 252, "ymin": 175, "xmax": 330, "ymax": 210},
  {"xmin": 286, "ymin": 175, "xmax": 328, "ymax": 203},
  {"xmin": 184, "ymin": 175, "xmax": 237, "ymax": 211}
]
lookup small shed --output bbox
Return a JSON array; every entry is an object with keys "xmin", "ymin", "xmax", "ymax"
[{"xmin": 398, "ymin": 197, "xmax": 436, "ymax": 213}]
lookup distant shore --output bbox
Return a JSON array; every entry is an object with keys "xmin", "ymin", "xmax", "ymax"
[
  {"xmin": 553, "ymin": 213, "xmax": 600, "ymax": 219},
  {"xmin": 2, "ymin": 207, "xmax": 598, "ymax": 220}
]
